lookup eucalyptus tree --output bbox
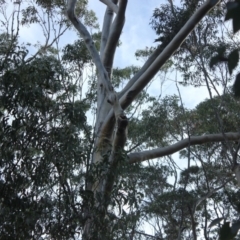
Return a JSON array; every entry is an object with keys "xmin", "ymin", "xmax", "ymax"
[
  {"xmin": 64, "ymin": 0, "xmax": 240, "ymax": 239},
  {"xmin": 1, "ymin": 0, "xmax": 240, "ymax": 239}
]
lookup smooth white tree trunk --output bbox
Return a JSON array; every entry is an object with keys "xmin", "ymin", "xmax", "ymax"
[{"xmin": 65, "ymin": 0, "xmax": 239, "ymax": 238}]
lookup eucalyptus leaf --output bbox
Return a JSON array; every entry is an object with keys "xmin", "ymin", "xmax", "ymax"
[{"xmin": 208, "ymin": 217, "xmax": 224, "ymax": 228}]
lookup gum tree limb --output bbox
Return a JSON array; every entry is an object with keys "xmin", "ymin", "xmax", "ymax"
[{"xmin": 128, "ymin": 132, "xmax": 240, "ymax": 163}]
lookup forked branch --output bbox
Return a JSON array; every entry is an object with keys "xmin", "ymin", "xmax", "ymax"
[
  {"xmin": 102, "ymin": 0, "xmax": 220, "ymax": 130},
  {"xmin": 119, "ymin": 0, "xmax": 220, "ymax": 109},
  {"xmin": 66, "ymin": 0, "xmax": 112, "ymax": 93}
]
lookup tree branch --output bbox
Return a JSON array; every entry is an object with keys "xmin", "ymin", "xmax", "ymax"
[
  {"xmin": 100, "ymin": 0, "xmax": 118, "ymax": 14},
  {"xmin": 95, "ymin": 0, "xmax": 127, "ymax": 145},
  {"xmin": 67, "ymin": 0, "xmax": 127, "ymax": 154},
  {"xmin": 66, "ymin": 0, "xmax": 112, "ymax": 93},
  {"xmin": 119, "ymin": 0, "xmax": 220, "ymax": 109},
  {"xmin": 128, "ymin": 132, "xmax": 240, "ymax": 163},
  {"xmin": 103, "ymin": 0, "xmax": 220, "ymax": 129},
  {"xmin": 103, "ymin": 0, "xmax": 127, "ymax": 77},
  {"xmin": 118, "ymin": 45, "xmax": 162, "ymax": 98},
  {"xmin": 100, "ymin": 0, "xmax": 117, "ymax": 59},
  {"xmin": 194, "ymin": 183, "xmax": 228, "ymax": 212}
]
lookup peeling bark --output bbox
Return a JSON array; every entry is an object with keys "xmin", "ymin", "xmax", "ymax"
[{"xmin": 103, "ymin": 115, "xmax": 128, "ymax": 204}]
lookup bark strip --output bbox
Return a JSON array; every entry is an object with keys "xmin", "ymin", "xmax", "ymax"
[{"xmin": 103, "ymin": 115, "xmax": 128, "ymax": 204}]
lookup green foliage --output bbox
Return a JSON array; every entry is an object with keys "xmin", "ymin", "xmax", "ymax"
[
  {"xmin": 128, "ymin": 95, "xmax": 183, "ymax": 148},
  {"xmin": 0, "ymin": 34, "xmax": 91, "ymax": 239},
  {"xmin": 135, "ymin": 47, "xmax": 154, "ymax": 60},
  {"xmin": 62, "ymin": 39, "xmax": 92, "ymax": 66},
  {"xmin": 208, "ymin": 217, "xmax": 224, "ymax": 228},
  {"xmin": 218, "ymin": 221, "xmax": 240, "ymax": 240},
  {"xmin": 193, "ymin": 94, "xmax": 240, "ymax": 133},
  {"xmin": 21, "ymin": 6, "xmax": 39, "ymax": 25},
  {"xmin": 0, "ymin": 32, "xmax": 144, "ymax": 239},
  {"xmin": 112, "ymin": 66, "xmax": 139, "ymax": 88},
  {"xmin": 151, "ymin": 1, "xmax": 198, "ymax": 45},
  {"xmin": 179, "ymin": 166, "xmax": 200, "ymax": 184},
  {"xmin": 36, "ymin": 0, "xmax": 69, "ymax": 9},
  {"xmin": 135, "ymin": 46, "xmax": 173, "ymax": 72},
  {"xmin": 225, "ymin": 0, "xmax": 240, "ymax": 33}
]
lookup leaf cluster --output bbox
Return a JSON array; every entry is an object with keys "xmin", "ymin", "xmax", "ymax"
[{"xmin": 0, "ymin": 34, "xmax": 91, "ymax": 239}]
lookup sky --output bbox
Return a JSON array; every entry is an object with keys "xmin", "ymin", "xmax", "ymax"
[
  {"xmin": 88, "ymin": 0, "xmax": 161, "ymax": 67},
  {"xmin": 86, "ymin": 0, "xmax": 213, "ymax": 109},
  {"xmin": 8, "ymin": 0, "xmax": 214, "ymax": 110}
]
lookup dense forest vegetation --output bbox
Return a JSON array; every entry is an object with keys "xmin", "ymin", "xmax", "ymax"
[{"xmin": 1, "ymin": 0, "xmax": 240, "ymax": 239}]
